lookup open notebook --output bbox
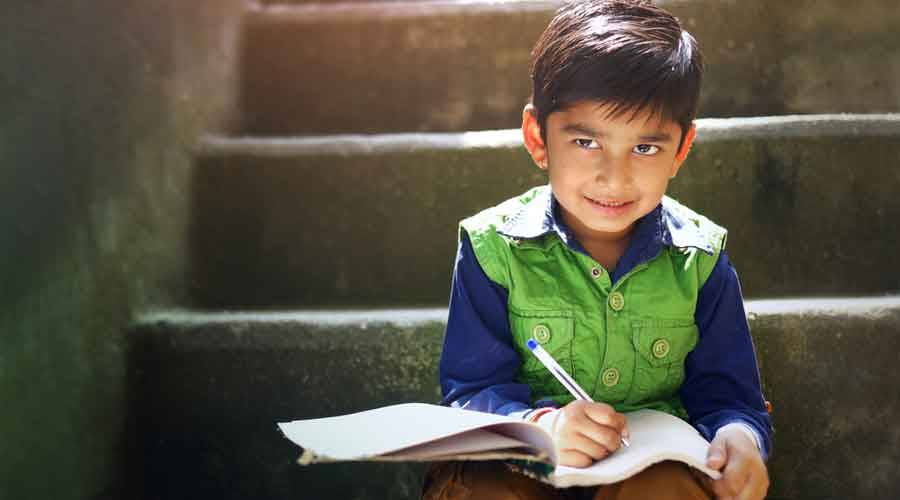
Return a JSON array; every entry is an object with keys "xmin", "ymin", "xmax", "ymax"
[{"xmin": 277, "ymin": 403, "xmax": 720, "ymax": 487}]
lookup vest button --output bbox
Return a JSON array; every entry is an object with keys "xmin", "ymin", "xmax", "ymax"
[
  {"xmin": 652, "ymin": 339, "xmax": 670, "ymax": 359},
  {"xmin": 608, "ymin": 292, "xmax": 625, "ymax": 311},
  {"xmin": 532, "ymin": 324, "xmax": 552, "ymax": 344},
  {"xmin": 601, "ymin": 367, "xmax": 620, "ymax": 387},
  {"xmin": 590, "ymin": 266, "xmax": 603, "ymax": 279}
]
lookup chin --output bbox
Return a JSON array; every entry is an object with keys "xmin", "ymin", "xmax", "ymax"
[{"xmin": 578, "ymin": 217, "xmax": 635, "ymax": 236}]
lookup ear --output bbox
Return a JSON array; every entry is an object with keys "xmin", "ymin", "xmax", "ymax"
[
  {"xmin": 522, "ymin": 104, "xmax": 548, "ymax": 170},
  {"xmin": 670, "ymin": 123, "xmax": 697, "ymax": 178}
]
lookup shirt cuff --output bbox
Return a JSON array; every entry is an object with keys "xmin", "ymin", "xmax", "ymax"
[
  {"xmin": 509, "ymin": 407, "xmax": 555, "ymax": 422},
  {"xmin": 716, "ymin": 422, "xmax": 763, "ymax": 452},
  {"xmin": 508, "ymin": 409, "xmax": 532, "ymax": 420}
]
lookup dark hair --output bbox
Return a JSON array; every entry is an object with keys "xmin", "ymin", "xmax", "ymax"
[{"xmin": 529, "ymin": 0, "xmax": 703, "ymax": 150}]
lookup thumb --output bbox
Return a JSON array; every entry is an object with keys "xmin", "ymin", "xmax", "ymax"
[{"xmin": 707, "ymin": 439, "xmax": 728, "ymax": 470}]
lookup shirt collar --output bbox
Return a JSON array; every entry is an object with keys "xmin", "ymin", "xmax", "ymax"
[
  {"xmin": 497, "ymin": 186, "xmax": 714, "ymax": 260},
  {"xmin": 660, "ymin": 197, "xmax": 716, "ymax": 255},
  {"xmin": 496, "ymin": 186, "xmax": 556, "ymax": 240}
]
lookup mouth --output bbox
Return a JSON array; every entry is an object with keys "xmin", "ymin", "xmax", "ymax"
[{"xmin": 585, "ymin": 196, "xmax": 633, "ymax": 209}]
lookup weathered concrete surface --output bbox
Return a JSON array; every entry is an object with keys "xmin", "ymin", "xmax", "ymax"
[
  {"xmin": 0, "ymin": 1, "xmax": 243, "ymax": 498},
  {"xmin": 239, "ymin": 0, "xmax": 900, "ymax": 134},
  {"xmin": 130, "ymin": 296, "xmax": 900, "ymax": 500},
  {"xmin": 190, "ymin": 115, "xmax": 900, "ymax": 307},
  {"xmin": 748, "ymin": 297, "xmax": 900, "ymax": 499},
  {"xmin": 130, "ymin": 309, "xmax": 447, "ymax": 500}
]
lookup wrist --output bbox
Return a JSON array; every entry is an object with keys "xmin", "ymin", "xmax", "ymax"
[{"xmin": 716, "ymin": 422, "xmax": 762, "ymax": 453}]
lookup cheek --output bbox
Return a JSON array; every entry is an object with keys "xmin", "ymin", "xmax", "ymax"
[
  {"xmin": 547, "ymin": 170, "xmax": 586, "ymax": 204},
  {"xmin": 635, "ymin": 162, "xmax": 676, "ymax": 186},
  {"xmin": 547, "ymin": 164, "xmax": 587, "ymax": 192},
  {"xmin": 548, "ymin": 150, "xmax": 593, "ymax": 178}
]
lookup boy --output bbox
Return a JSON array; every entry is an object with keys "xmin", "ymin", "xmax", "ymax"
[{"xmin": 424, "ymin": 1, "xmax": 772, "ymax": 499}]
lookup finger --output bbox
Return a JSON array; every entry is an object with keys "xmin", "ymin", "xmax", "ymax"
[
  {"xmin": 712, "ymin": 478, "xmax": 736, "ymax": 500},
  {"xmin": 560, "ymin": 431, "xmax": 611, "ymax": 461},
  {"xmin": 732, "ymin": 469, "xmax": 756, "ymax": 500},
  {"xmin": 706, "ymin": 440, "xmax": 728, "ymax": 470},
  {"xmin": 582, "ymin": 403, "xmax": 627, "ymax": 432},
  {"xmin": 573, "ymin": 420, "xmax": 623, "ymax": 453},
  {"xmin": 558, "ymin": 448, "xmax": 595, "ymax": 468},
  {"xmin": 710, "ymin": 466, "xmax": 743, "ymax": 499},
  {"xmin": 562, "ymin": 409, "xmax": 622, "ymax": 449},
  {"xmin": 736, "ymin": 469, "xmax": 769, "ymax": 500},
  {"xmin": 720, "ymin": 459, "xmax": 751, "ymax": 499}
]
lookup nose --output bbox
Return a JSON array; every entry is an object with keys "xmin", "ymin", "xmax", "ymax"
[{"xmin": 593, "ymin": 152, "xmax": 630, "ymax": 189}]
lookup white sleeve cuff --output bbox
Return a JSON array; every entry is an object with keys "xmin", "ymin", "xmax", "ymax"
[
  {"xmin": 508, "ymin": 409, "xmax": 533, "ymax": 420},
  {"xmin": 716, "ymin": 422, "xmax": 763, "ymax": 451}
]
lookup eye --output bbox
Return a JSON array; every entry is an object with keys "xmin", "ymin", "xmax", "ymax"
[
  {"xmin": 634, "ymin": 144, "xmax": 661, "ymax": 155},
  {"xmin": 574, "ymin": 138, "xmax": 600, "ymax": 150}
]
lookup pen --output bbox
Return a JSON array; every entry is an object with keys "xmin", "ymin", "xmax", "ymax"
[{"xmin": 526, "ymin": 339, "xmax": 630, "ymax": 448}]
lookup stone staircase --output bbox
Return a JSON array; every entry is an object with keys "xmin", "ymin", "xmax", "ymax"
[{"xmin": 129, "ymin": 1, "xmax": 900, "ymax": 499}]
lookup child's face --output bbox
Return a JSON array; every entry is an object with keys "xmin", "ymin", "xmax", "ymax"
[{"xmin": 523, "ymin": 100, "xmax": 695, "ymax": 244}]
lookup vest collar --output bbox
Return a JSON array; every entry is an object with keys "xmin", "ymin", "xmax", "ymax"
[{"xmin": 497, "ymin": 185, "xmax": 715, "ymax": 258}]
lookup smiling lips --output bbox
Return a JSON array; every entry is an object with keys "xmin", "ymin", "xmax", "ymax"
[{"xmin": 585, "ymin": 196, "xmax": 633, "ymax": 214}]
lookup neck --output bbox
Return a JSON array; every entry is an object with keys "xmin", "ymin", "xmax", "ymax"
[
  {"xmin": 560, "ymin": 211, "xmax": 634, "ymax": 271},
  {"xmin": 582, "ymin": 235, "xmax": 631, "ymax": 271}
]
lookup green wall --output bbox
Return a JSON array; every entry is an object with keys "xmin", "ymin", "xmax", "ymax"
[{"xmin": 0, "ymin": 1, "xmax": 242, "ymax": 497}]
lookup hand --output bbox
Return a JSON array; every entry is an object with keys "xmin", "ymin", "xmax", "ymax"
[
  {"xmin": 536, "ymin": 400, "xmax": 629, "ymax": 468},
  {"xmin": 704, "ymin": 427, "xmax": 769, "ymax": 500}
]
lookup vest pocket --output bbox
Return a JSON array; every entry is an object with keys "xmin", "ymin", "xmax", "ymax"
[
  {"xmin": 509, "ymin": 309, "xmax": 575, "ymax": 398},
  {"xmin": 629, "ymin": 318, "xmax": 699, "ymax": 403}
]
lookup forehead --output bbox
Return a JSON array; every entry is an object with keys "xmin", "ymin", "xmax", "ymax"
[{"xmin": 549, "ymin": 100, "xmax": 679, "ymax": 136}]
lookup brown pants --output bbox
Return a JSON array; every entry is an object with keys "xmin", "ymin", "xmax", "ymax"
[{"xmin": 422, "ymin": 460, "xmax": 713, "ymax": 500}]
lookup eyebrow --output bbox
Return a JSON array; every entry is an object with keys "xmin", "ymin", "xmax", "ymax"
[{"xmin": 560, "ymin": 122, "xmax": 674, "ymax": 142}]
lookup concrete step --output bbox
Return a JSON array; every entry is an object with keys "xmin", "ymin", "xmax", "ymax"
[
  {"xmin": 239, "ymin": 0, "xmax": 900, "ymax": 134},
  {"xmin": 257, "ymin": 0, "xmax": 418, "ymax": 4},
  {"xmin": 127, "ymin": 296, "xmax": 900, "ymax": 500},
  {"xmin": 189, "ymin": 114, "xmax": 900, "ymax": 308}
]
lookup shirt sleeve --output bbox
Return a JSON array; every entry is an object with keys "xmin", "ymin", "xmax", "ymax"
[
  {"xmin": 438, "ymin": 232, "xmax": 534, "ymax": 416},
  {"xmin": 681, "ymin": 250, "xmax": 774, "ymax": 460}
]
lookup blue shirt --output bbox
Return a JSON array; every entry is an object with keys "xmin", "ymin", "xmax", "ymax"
[{"xmin": 439, "ymin": 190, "xmax": 773, "ymax": 459}]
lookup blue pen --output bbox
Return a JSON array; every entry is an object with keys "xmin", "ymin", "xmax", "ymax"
[{"xmin": 526, "ymin": 339, "xmax": 630, "ymax": 447}]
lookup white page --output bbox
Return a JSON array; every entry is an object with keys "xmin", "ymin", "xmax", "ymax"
[
  {"xmin": 383, "ymin": 428, "xmax": 534, "ymax": 460},
  {"xmin": 277, "ymin": 403, "xmax": 544, "ymax": 462},
  {"xmin": 549, "ymin": 409, "xmax": 721, "ymax": 487},
  {"xmin": 279, "ymin": 403, "xmax": 719, "ymax": 486}
]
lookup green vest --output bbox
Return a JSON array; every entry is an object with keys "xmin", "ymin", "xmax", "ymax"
[{"xmin": 460, "ymin": 186, "xmax": 726, "ymax": 419}]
